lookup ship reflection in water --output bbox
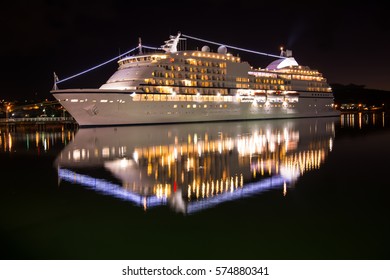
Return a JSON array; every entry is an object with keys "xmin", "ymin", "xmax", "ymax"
[{"xmin": 54, "ymin": 118, "xmax": 337, "ymax": 214}]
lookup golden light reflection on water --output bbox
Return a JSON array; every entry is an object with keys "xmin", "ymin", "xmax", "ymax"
[
  {"xmin": 341, "ymin": 112, "xmax": 386, "ymax": 128},
  {"xmin": 0, "ymin": 126, "xmax": 75, "ymax": 153},
  {"xmin": 54, "ymin": 118, "xmax": 338, "ymax": 213}
]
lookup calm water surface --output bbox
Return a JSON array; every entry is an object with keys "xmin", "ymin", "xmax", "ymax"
[{"xmin": 1, "ymin": 113, "xmax": 389, "ymax": 259}]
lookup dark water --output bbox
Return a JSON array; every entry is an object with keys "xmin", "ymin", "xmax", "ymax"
[{"xmin": 1, "ymin": 113, "xmax": 389, "ymax": 260}]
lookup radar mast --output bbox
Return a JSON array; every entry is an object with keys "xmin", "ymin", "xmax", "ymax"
[
  {"xmin": 161, "ymin": 32, "xmax": 182, "ymax": 53},
  {"xmin": 138, "ymin": 37, "xmax": 143, "ymax": 55}
]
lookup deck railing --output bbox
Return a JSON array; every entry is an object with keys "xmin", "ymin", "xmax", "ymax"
[{"xmin": 0, "ymin": 117, "xmax": 75, "ymax": 123}]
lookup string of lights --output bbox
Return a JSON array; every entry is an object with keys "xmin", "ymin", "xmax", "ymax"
[
  {"xmin": 56, "ymin": 46, "xmax": 139, "ymax": 84},
  {"xmin": 142, "ymin": 45, "xmax": 162, "ymax": 50},
  {"xmin": 182, "ymin": 34, "xmax": 284, "ymax": 59}
]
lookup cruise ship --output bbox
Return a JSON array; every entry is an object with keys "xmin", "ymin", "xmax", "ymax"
[{"xmin": 51, "ymin": 32, "xmax": 340, "ymax": 127}]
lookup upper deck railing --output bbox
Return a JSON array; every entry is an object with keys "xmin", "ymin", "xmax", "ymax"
[{"xmin": 0, "ymin": 117, "xmax": 76, "ymax": 124}]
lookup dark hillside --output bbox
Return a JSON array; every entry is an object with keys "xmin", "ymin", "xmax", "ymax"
[{"xmin": 331, "ymin": 84, "xmax": 390, "ymax": 111}]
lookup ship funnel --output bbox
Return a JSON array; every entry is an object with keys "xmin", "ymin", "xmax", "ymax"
[
  {"xmin": 138, "ymin": 37, "xmax": 143, "ymax": 54},
  {"xmin": 280, "ymin": 47, "xmax": 293, "ymax": 57}
]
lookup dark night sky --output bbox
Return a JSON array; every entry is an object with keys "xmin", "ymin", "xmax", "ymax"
[{"xmin": 1, "ymin": 0, "xmax": 389, "ymax": 101}]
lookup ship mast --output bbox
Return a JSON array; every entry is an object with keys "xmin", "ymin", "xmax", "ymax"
[
  {"xmin": 138, "ymin": 37, "xmax": 143, "ymax": 55},
  {"xmin": 161, "ymin": 32, "xmax": 182, "ymax": 53},
  {"xmin": 52, "ymin": 72, "xmax": 59, "ymax": 90}
]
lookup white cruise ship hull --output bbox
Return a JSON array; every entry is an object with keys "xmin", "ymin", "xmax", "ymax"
[{"xmin": 53, "ymin": 89, "xmax": 340, "ymax": 127}]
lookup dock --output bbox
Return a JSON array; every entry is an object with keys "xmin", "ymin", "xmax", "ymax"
[{"xmin": 0, "ymin": 117, "xmax": 78, "ymax": 131}]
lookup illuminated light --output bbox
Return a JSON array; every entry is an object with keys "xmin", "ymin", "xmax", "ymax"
[
  {"xmin": 119, "ymin": 158, "xmax": 129, "ymax": 168},
  {"xmin": 72, "ymin": 149, "xmax": 81, "ymax": 161},
  {"xmin": 81, "ymin": 149, "xmax": 87, "ymax": 159},
  {"xmin": 102, "ymin": 147, "xmax": 110, "ymax": 158},
  {"xmin": 218, "ymin": 142, "xmax": 222, "ymax": 154},
  {"xmin": 165, "ymin": 184, "xmax": 169, "ymax": 197},
  {"xmin": 6, "ymin": 133, "xmax": 13, "ymax": 151},
  {"xmin": 143, "ymin": 198, "xmax": 147, "ymax": 211},
  {"xmin": 147, "ymin": 162, "xmax": 152, "ymax": 175},
  {"xmin": 269, "ymin": 142, "xmax": 275, "ymax": 153},
  {"xmin": 198, "ymin": 143, "xmax": 202, "ymax": 157}
]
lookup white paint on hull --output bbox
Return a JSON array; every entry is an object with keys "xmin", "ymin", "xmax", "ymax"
[{"xmin": 53, "ymin": 91, "xmax": 340, "ymax": 127}]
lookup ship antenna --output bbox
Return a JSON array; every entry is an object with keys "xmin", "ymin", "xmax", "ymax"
[{"xmin": 138, "ymin": 37, "xmax": 143, "ymax": 55}]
